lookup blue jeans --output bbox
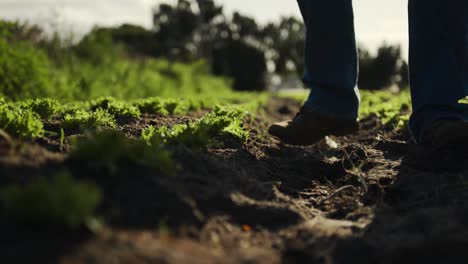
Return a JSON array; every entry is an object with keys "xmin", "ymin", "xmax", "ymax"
[{"xmin": 298, "ymin": 0, "xmax": 468, "ymax": 143}]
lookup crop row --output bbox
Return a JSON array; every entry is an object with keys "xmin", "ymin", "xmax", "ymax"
[
  {"xmin": 0, "ymin": 104, "xmax": 252, "ymax": 229},
  {"xmin": 0, "ymin": 94, "xmax": 267, "ymax": 139}
]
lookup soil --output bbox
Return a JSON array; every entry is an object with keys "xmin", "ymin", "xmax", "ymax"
[{"xmin": 2, "ymin": 97, "xmax": 468, "ymax": 264}]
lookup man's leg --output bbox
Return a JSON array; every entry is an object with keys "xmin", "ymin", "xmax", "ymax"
[
  {"xmin": 299, "ymin": 0, "xmax": 360, "ymax": 120},
  {"xmin": 408, "ymin": 0, "xmax": 468, "ymax": 144},
  {"xmin": 268, "ymin": 0, "xmax": 359, "ymax": 145}
]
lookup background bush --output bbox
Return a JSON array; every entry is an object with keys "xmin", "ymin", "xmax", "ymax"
[{"xmin": 0, "ymin": 39, "xmax": 52, "ymax": 100}]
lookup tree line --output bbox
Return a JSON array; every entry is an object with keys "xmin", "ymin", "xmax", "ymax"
[{"xmin": 7, "ymin": 0, "xmax": 410, "ymax": 91}]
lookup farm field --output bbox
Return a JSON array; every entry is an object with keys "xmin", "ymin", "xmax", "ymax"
[
  {"xmin": 2, "ymin": 19, "xmax": 468, "ymax": 264},
  {"xmin": 2, "ymin": 89, "xmax": 468, "ymax": 264}
]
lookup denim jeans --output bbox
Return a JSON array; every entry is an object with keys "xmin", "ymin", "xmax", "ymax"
[{"xmin": 297, "ymin": 0, "xmax": 468, "ymax": 143}]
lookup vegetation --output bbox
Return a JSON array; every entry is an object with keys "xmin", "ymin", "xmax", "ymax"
[
  {"xmin": 134, "ymin": 97, "xmax": 201, "ymax": 116},
  {"xmin": 151, "ymin": 0, "xmax": 408, "ymax": 90},
  {"xmin": 63, "ymin": 109, "xmax": 116, "ymax": 131},
  {"xmin": 3, "ymin": 3, "xmax": 465, "ymax": 262},
  {"xmin": 0, "ymin": 36, "xmax": 51, "ymax": 100},
  {"xmin": 90, "ymin": 97, "xmax": 141, "ymax": 119},
  {"xmin": 0, "ymin": 14, "xmax": 413, "ymax": 236},
  {"xmin": 142, "ymin": 105, "xmax": 249, "ymax": 150},
  {"xmin": 70, "ymin": 130, "xmax": 177, "ymax": 174},
  {"xmin": 0, "ymin": 21, "xmax": 232, "ymax": 101},
  {"xmin": 360, "ymin": 90, "xmax": 411, "ymax": 128},
  {"xmin": 0, "ymin": 173, "xmax": 101, "ymax": 229},
  {"xmin": 0, "ymin": 102, "xmax": 44, "ymax": 139},
  {"xmin": 358, "ymin": 45, "xmax": 409, "ymax": 90},
  {"xmin": 16, "ymin": 98, "xmax": 61, "ymax": 119}
]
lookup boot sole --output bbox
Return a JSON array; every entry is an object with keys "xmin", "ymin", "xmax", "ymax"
[
  {"xmin": 330, "ymin": 123, "xmax": 360, "ymax": 137},
  {"xmin": 280, "ymin": 123, "xmax": 359, "ymax": 146}
]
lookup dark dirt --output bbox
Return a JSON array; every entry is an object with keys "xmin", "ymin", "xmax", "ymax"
[{"xmin": 2, "ymin": 97, "xmax": 468, "ymax": 264}]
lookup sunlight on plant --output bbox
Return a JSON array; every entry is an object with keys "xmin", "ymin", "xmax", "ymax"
[
  {"xmin": 16, "ymin": 98, "xmax": 60, "ymax": 119},
  {"xmin": 90, "ymin": 97, "xmax": 141, "ymax": 119},
  {"xmin": 63, "ymin": 108, "xmax": 116, "ymax": 131},
  {"xmin": 0, "ymin": 103, "xmax": 44, "ymax": 139},
  {"xmin": 142, "ymin": 105, "xmax": 249, "ymax": 150},
  {"xmin": 359, "ymin": 90, "xmax": 411, "ymax": 129}
]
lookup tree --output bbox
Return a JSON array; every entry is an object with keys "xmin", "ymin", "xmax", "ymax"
[
  {"xmin": 208, "ymin": 11, "xmax": 267, "ymax": 90},
  {"xmin": 259, "ymin": 17, "xmax": 305, "ymax": 77},
  {"xmin": 194, "ymin": 0, "xmax": 224, "ymax": 59},
  {"xmin": 105, "ymin": 24, "xmax": 158, "ymax": 58},
  {"xmin": 358, "ymin": 44, "xmax": 406, "ymax": 90},
  {"xmin": 150, "ymin": 1, "xmax": 408, "ymax": 91},
  {"xmin": 212, "ymin": 40, "xmax": 266, "ymax": 91},
  {"xmin": 153, "ymin": 0, "xmax": 199, "ymax": 61}
]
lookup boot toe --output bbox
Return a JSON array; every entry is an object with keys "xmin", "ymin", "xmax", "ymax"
[{"xmin": 268, "ymin": 121, "xmax": 289, "ymax": 138}]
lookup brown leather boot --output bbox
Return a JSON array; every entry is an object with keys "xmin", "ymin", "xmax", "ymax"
[
  {"xmin": 422, "ymin": 120, "xmax": 468, "ymax": 148},
  {"xmin": 268, "ymin": 107, "xmax": 359, "ymax": 146}
]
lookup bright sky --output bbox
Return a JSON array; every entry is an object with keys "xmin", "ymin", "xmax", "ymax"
[{"xmin": 0, "ymin": 0, "xmax": 408, "ymax": 56}]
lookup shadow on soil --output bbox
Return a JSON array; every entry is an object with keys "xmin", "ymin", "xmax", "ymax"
[
  {"xmin": 2, "ymin": 98, "xmax": 468, "ymax": 263},
  {"xmin": 330, "ymin": 144, "xmax": 468, "ymax": 264}
]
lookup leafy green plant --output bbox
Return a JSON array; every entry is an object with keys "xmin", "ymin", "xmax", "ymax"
[
  {"xmin": 63, "ymin": 108, "xmax": 116, "ymax": 131},
  {"xmin": 153, "ymin": 123, "xmax": 220, "ymax": 149},
  {"xmin": 134, "ymin": 97, "xmax": 168, "ymax": 115},
  {"xmin": 106, "ymin": 101, "xmax": 141, "ymax": 119},
  {"xmin": 17, "ymin": 98, "xmax": 60, "ymax": 119},
  {"xmin": 208, "ymin": 105, "xmax": 250, "ymax": 140},
  {"xmin": 0, "ymin": 173, "xmax": 101, "ymax": 229},
  {"xmin": 0, "ymin": 104, "xmax": 44, "ymax": 139},
  {"xmin": 61, "ymin": 101, "xmax": 91, "ymax": 115},
  {"xmin": 89, "ymin": 96, "xmax": 115, "ymax": 110},
  {"xmin": 90, "ymin": 97, "xmax": 141, "ymax": 119},
  {"xmin": 143, "ymin": 105, "xmax": 249, "ymax": 149},
  {"xmin": 141, "ymin": 125, "xmax": 157, "ymax": 142},
  {"xmin": 70, "ymin": 130, "xmax": 177, "ymax": 174},
  {"xmin": 133, "ymin": 98, "xmax": 197, "ymax": 116},
  {"xmin": 163, "ymin": 99, "xmax": 180, "ymax": 115},
  {"xmin": 359, "ymin": 90, "xmax": 411, "ymax": 129}
]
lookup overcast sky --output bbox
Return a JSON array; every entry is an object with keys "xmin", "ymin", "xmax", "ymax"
[{"xmin": 0, "ymin": 0, "xmax": 408, "ymax": 55}]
